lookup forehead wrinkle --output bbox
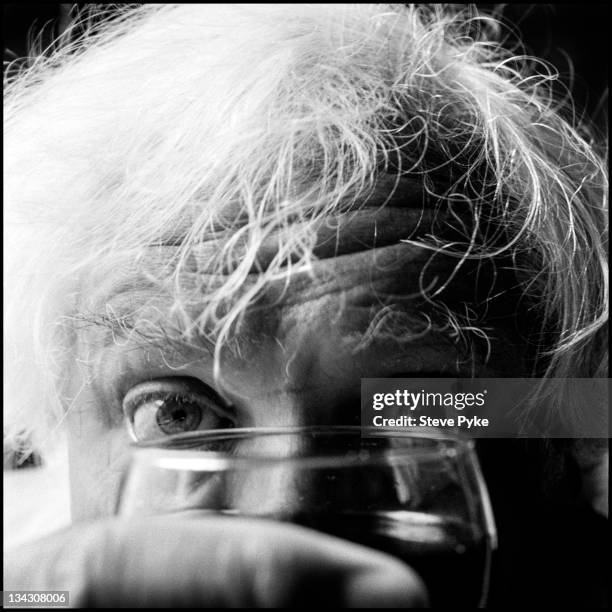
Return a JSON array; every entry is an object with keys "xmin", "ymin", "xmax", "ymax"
[
  {"xmin": 74, "ymin": 180, "xmax": 456, "ymax": 323},
  {"xmin": 80, "ymin": 242, "xmax": 433, "ymax": 319},
  {"xmin": 246, "ymin": 242, "xmax": 480, "ymax": 311},
  {"xmin": 73, "ymin": 235, "xmax": 490, "ymax": 357}
]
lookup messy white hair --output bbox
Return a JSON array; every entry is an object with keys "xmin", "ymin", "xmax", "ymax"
[{"xmin": 4, "ymin": 4, "xmax": 608, "ymax": 455}]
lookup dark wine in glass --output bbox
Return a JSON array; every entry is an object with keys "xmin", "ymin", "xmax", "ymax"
[{"xmin": 118, "ymin": 427, "xmax": 496, "ymax": 607}]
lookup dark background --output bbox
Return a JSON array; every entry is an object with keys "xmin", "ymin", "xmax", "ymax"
[{"xmin": 4, "ymin": 4, "xmax": 608, "ymax": 132}]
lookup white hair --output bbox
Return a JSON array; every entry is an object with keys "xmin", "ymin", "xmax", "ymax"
[{"xmin": 4, "ymin": 4, "xmax": 608, "ymax": 456}]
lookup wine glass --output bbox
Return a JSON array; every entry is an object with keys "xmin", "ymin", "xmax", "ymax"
[{"xmin": 117, "ymin": 426, "xmax": 496, "ymax": 607}]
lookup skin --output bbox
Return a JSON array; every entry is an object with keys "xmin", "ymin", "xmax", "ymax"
[
  {"xmin": 6, "ymin": 517, "xmax": 428, "ymax": 607},
  {"xmin": 9, "ymin": 195, "xmax": 530, "ymax": 606},
  {"xmin": 67, "ymin": 235, "xmax": 527, "ymax": 520}
]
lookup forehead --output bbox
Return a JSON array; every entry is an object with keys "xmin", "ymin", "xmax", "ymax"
[
  {"xmin": 74, "ymin": 246, "xmax": 523, "ymax": 381},
  {"xmin": 75, "ymin": 176, "xmax": 472, "ymax": 308},
  {"xmin": 69, "ymin": 175, "xmax": 526, "ymax": 383}
]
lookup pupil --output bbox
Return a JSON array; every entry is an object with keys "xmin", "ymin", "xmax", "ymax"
[
  {"xmin": 172, "ymin": 408, "xmax": 186, "ymax": 422},
  {"xmin": 156, "ymin": 398, "xmax": 201, "ymax": 434}
]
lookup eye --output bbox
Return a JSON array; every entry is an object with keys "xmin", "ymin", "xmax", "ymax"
[{"xmin": 122, "ymin": 377, "xmax": 235, "ymax": 442}]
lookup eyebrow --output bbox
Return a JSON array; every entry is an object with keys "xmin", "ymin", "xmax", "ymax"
[{"xmin": 70, "ymin": 309, "xmax": 216, "ymax": 356}]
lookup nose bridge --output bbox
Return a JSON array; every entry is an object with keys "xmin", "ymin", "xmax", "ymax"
[
  {"xmin": 222, "ymin": 389, "xmax": 403, "ymax": 517},
  {"xmin": 224, "ymin": 411, "xmax": 401, "ymax": 518},
  {"xmin": 225, "ymin": 391, "xmax": 301, "ymax": 514},
  {"xmin": 227, "ymin": 437, "xmax": 401, "ymax": 519},
  {"xmin": 228, "ymin": 424, "xmax": 308, "ymax": 516}
]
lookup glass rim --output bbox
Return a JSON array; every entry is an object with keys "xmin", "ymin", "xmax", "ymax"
[{"xmin": 129, "ymin": 426, "xmax": 475, "ymax": 469}]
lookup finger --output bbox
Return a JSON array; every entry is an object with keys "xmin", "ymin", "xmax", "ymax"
[{"xmin": 5, "ymin": 516, "xmax": 429, "ymax": 607}]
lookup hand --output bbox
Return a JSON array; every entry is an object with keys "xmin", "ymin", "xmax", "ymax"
[{"xmin": 4, "ymin": 516, "xmax": 428, "ymax": 607}]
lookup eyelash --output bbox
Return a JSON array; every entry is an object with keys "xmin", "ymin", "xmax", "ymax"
[{"xmin": 128, "ymin": 390, "xmax": 195, "ymax": 409}]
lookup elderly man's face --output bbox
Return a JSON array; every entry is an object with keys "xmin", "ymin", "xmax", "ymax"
[{"xmin": 65, "ymin": 192, "xmax": 527, "ymax": 520}]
